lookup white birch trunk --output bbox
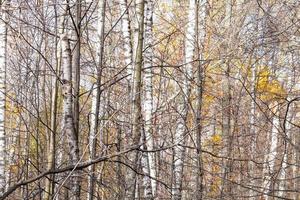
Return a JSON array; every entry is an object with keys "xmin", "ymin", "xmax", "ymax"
[
  {"xmin": 292, "ymin": 57, "xmax": 300, "ymax": 199},
  {"xmin": 294, "ymin": 107, "xmax": 300, "ymax": 200},
  {"xmin": 172, "ymin": 0, "xmax": 196, "ymax": 199},
  {"xmin": 125, "ymin": 0, "xmax": 145, "ymax": 199},
  {"xmin": 44, "ymin": 2, "xmax": 63, "ymax": 198},
  {"xmin": 141, "ymin": 137, "xmax": 154, "ymax": 199},
  {"xmin": 278, "ymin": 61, "xmax": 294, "ymax": 198},
  {"xmin": 119, "ymin": 0, "xmax": 134, "ymax": 157},
  {"xmin": 61, "ymin": 33, "xmax": 80, "ymax": 200},
  {"xmin": 142, "ymin": 0, "xmax": 155, "ymax": 198},
  {"xmin": 119, "ymin": 0, "xmax": 134, "ymax": 83},
  {"xmin": 263, "ymin": 104, "xmax": 279, "ymax": 200},
  {"xmin": 248, "ymin": 62, "xmax": 257, "ymax": 199},
  {"xmin": 278, "ymin": 108, "xmax": 291, "ymax": 198},
  {"xmin": 291, "ymin": 36, "xmax": 300, "ymax": 199},
  {"xmin": 88, "ymin": 1, "xmax": 106, "ymax": 199},
  {"xmin": 5, "ymin": 101, "xmax": 15, "ymax": 193},
  {"xmin": 0, "ymin": 4, "xmax": 7, "ymax": 195},
  {"xmin": 56, "ymin": 1, "xmax": 68, "ymax": 166}
]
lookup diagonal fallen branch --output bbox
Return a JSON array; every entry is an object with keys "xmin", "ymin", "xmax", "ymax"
[{"xmin": 0, "ymin": 146, "xmax": 139, "ymax": 200}]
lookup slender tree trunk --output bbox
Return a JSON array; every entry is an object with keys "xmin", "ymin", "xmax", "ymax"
[
  {"xmin": 294, "ymin": 118, "xmax": 300, "ymax": 200},
  {"xmin": 116, "ymin": 125, "xmax": 125, "ymax": 200},
  {"xmin": 220, "ymin": 1, "xmax": 233, "ymax": 198},
  {"xmin": 55, "ymin": 6, "xmax": 69, "ymax": 200},
  {"xmin": 119, "ymin": 0, "xmax": 134, "ymax": 83},
  {"xmin": 278, "ymin": 105, "xmax": 292, "ymax": 198},
  {"xmin": 194, "ymin": 0, "xmax": 207, "ymax": 199},
  {"xmin": 0, "ymin": 2, "xmax": 7, "ymax": 195},
  {"xmin": 262, "ymin": 103, "xmax": 279, "ymax": 199},
  {"xmin": 279, "ymin": 64, "xmax": 296, "ymax": 199},
  {"xmin": 119, "ymin": 0, "xmax": 134, "ymax": 158},
  {"xmin": 248, "ymin": 62, "xmax": 257, "ymax": 199},
  {"xmin": 34, "ymin": 30, "xmax": 42, "ymax": 200},
  {"xmin": 254, "ymin": 4, "xmax": 265, "ymax": 197},
  {"xmin": 142, "ymin": 0, "xmax": 155, "ymax": 198},
  {"xmin": 172, "ymin": 0, "xmax": 196, "ymax": 199},
  {"xmin": 125, "ymin": 0, "xmax": 145, "ymax": 199},
  {"xmin": 221, "ymin": 64, "xmax": 232, "ymax": 198},
  {"xmin": 44, "ymin": 2, "xmax": 63, "ymax": 199},
  {"xmin": 61, "ymin": 33, "xmax": 80, "ymax": 200},
  {"xmin": 88, "ymin": 0, "xmax": 106, "ymax": 199},
  {"xmin": 141, "ymin": 136, "xmax": 154, "ymax": 199},
  {"xmin": 72, "ymin": 0, "xmax": 81, "ymax": 139}
]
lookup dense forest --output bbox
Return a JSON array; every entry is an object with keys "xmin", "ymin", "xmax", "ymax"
[{"xmin": 0, "ymin": 0, "xmax": 299, "ymax": 199}]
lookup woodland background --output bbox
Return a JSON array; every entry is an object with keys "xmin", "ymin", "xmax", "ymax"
[{"xmin": 0, "ymin": 0, "xmax": 299, "ymax": 199}]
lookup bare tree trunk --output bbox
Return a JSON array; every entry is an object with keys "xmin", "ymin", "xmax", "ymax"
[
  {"xmin": 251, "ymin": 4, "xmax": 265, "ymax": 197},
  {"xmin": 248, "ymin": 61, "xmax": 257, "ymax": 199},
  {"xmin": 119, "ymin": 0, "xmax": 134, "ymax": 158},
  {"xmin": 172, "ymin": 0, "xmax": 196, "ymax": 199},
  {"xmin": 142, "ymin": 0, "xmax": 155, "ymax": 198},
  {"xmin": 278, "ymin": 106, "xmax": 292, "ymax": 198},
  {"xmin": 220, "ymin": 1, "xmax": 233, "ymax": 198},
  {"xmin": 278, "ymin": 61, "xmax": 295, "ymax": 199},
  {"xmin": 194, "ymin": 0, "xmax": 207, "ymax": 199},
  {"xmin": 294, "ymin": 119, "xmax": 300, "ymax": 200},
  {"xmin": 125, "ymin": 0, "xmax": 145, "ymax": 199},
  {"xmin": 119, "ymin": 0, "xmax": 134, "ymax": 83},
  {"xmin": 44, "ymin": 2, "xmax": 63, "ymax": 199},
  {"xmin": 0, "ymin": 2, "xmax": 7, "ymax": 195},
  {"xmin": 88, "ymin": 0, "xmax": 106, "ymax": 199},
  {"xmin": 141, "ymin": 136, "xmax": 154, "ymax": 199},
  {"xmin": 61, "ymin": 33, "xmax": 80, "ymax": 200},
  {"xmin": 72, "ymin": 0, "xmax": 81, "ymax": 142},
  {"xmin": 263, "ymin": 103, "xmax": 279, "ymax": 200}
]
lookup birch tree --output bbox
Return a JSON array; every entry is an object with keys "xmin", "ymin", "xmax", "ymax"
[
  {"xmin": 88, "ymin": 0, "xmax": 106, "ymax": 199},
  {"xmin": 61, "ymin": 33, "xmax": 80, "ymax": 200},
  {"xmin": 172, "ymin": 0, "xmax": 196, "ymax": 199},
  {"xmin": 0, "ymin": 1, "xmax": 299, "ymax": 199},
  {"xmin": 262, "ymin": 103, "xmax": 280, "ymax": 199},
  {"xmin": 194, "ymin": 0, "xmax": 207, "ymax": 198},
  {"xmin": 119, "ymin": 0, "xmax": 134, "ymax": 83},
  {"xmin": 142, "ymin": 0, "xmax": 155, "ymax": 198},
  {"xmin": 242, "ymin": 1, "xmax": 260, "ymax": 197},
  {"xmin": 44, "ymin": 2, "xmax": 64, "ymax": 199},
  {"xmin": 278, "ymin": 61, "xmax": 294, "ymax": 198},
  {"xmin": 0, "ymin": 1, "xmax": 7, "ymax": 195},
  {"xmin": 72, "ymin": 0, "xmax": 81, "ymax": 140},
  {"xmin": 220, "ymin": 1, "xmax": 233, "ymax": 197},
  {"xmin": 125, "ymin": 0, "xmax": 145, "ymax": 199}
]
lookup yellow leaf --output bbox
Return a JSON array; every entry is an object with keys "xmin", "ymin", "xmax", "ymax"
[{"xmin": 211, "ymin": 134, "xmax": 222, "ymax": 145}]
